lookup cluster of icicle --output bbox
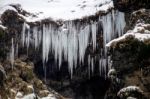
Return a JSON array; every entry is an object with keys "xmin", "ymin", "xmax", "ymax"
[{"xmin": 9, "ymin": 10, "xmax": 125, "ymax": 78}]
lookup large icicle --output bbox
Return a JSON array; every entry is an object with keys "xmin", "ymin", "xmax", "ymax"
[
  {"xmin": 91, "ymin": 22, "xmax": 97, "ymax": 50},
  {"xmin": 101, "ymin": 10, "xmax": 125, "ymax": 56},
  {"xmin": 21, "ymin": 23, "xmax": 30, "ymax": 47},
  {"xmin": 78, "ymin": 24, "xmax": 91, "ymax": 64},
  {"xmin": 10, "ymin": 38, "xmax": 14, "ymax": 70},
  {"xmin": 115, "ymin": 11, "xmax": 126, "ymax": 37}
]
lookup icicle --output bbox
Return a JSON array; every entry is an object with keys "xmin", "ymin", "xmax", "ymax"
[
  {"xmin": 21, "ymin": 23, "xmax": 26, "ymax": 47},
  {"xmin": 91, "ymin": 57, "xmax": 94, "ymax": 74},
  {"xmin": 88, "ymin": 55, "xmax": 91, "ymax": 78},
  {"xmin": 78, "ymin": 24, "xmax": 90, "ymax": 64},
  {"xmin": 21, "ymin": 23, "xmax": 30, "ymax": 47},
  {"xmin": 91, "ymin": 22, "xmax": 97, "ymax": 50},
  {"xmin": 26, "ymin": 27, "xmax": 30, "ymax": 53},
  {"xmin": 42, "ymin": 24, "xmax": 51, "ymax": 64},
  {"xmin": 15, "ymin": 43, "xmax": 18, "ymax": 58},
  {"xmin": 10, "ymin": 38, "xmax": 14, "ymax": 70},
  {"xmin": 99, "ymin": 59, "xmax": 102, "ymax": 76},
  {"xmin": 101, "ymin": 10, "xmax": 125, "ymax": 56},
  {"xmin": 33, "ymin": 27, "xmax": 38, "ymax": 49},
  {"xmin": 99, "ymin": 10, "xmax": 126, "ymax": 75},
  {"xmin": 115, "ymin": 11, "xmax": 126, "ymax": 37},
  {"xmin": 101, "ymin": 12, "xmax": 114, "ymax": 56}
]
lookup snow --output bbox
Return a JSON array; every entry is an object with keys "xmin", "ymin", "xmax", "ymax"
[
  {"xmin": 107, "ymin": 68, "xmax": 116, "ymax": 77},
  {"xmin": 0, "ymin": 24, "xmax": 7, "ymax": 30},
  {"xmin": 127, "ymin": 97, "xmax": 137, "ymax": 99},
  {"xmin": 117, "ymin": 86, "xmax": 143, "ymax": 97},
  {"xmin": 106, "ymin": 23, "xmax": 150, "ymax": 47},
  {"xmin": 0, "ymin": 5, "xmax": 17, "ymax": 16},
  {"xmin": 15, "ymin": 92, "xmax": 23, "ymax": 99},
  {"xmin": 23, "ymin": 93, "xmax": 37, "ymax": 99},
  {"xmin": 0, "ymin": 0, "xmax": 113, "ymax": 21},
  {"xmin": 41, "ymin": 94, "xmax": 56, "ymax": 99}
]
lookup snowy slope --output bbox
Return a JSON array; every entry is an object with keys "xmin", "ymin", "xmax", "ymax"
[{"xmin": 0, "ymin": 0, "xmax": 113, "ymax": 21}]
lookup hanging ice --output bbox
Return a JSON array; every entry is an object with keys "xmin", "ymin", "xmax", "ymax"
[
  {"xmin": 99, "ymin": 58, "xmax": 107, "ymax": 76},
  {"xmin": 20, "ymin": 10, "xmax": 126, "ymax": 77},
  {"xmin": 10, "ymin": 38, "xmax": 14, "ymax": 70},
  {"xmin": 101, "ymin": 10, "xmax": 126, "ymax": 56},
  {"xmin": 91, "ymin": 22, "xmax": 97, "ymax": 50}
]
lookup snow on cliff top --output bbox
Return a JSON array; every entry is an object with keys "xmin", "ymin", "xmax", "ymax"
[
  {"xmin": 0, "ymin": 0, "xmax": 113, "ymax": 21},
  {"xmin": 106, "ymin": 23, "xmax": 150, "ymax": 47}
]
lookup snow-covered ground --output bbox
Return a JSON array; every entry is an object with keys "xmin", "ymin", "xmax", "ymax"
[{"xmin": 0, "ymin": 0, "xmax": 113, "ymax": 21}]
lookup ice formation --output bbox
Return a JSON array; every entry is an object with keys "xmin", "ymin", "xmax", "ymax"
[
  {"xmin": 101, "ymin": 10, "xmax": 126, "ymax": 55},
  {"xmin": 20, "ymin": 10, "xmax": 125, "ymax": 77},
  {"xmin": 10, "ymin": 38, "xmax": 15, "ymax": 70}
]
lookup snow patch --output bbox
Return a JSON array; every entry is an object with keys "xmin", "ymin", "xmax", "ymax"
[
  {"xmin": 0, "ymin": 24, "xmax": 7, "ymax": 30},
  {"xmin": 117, "ymin": 86, "xmax": 143, "ymax": 97},
  {"xmin": 0, "ymin": 0, "xmax": 113, "ymax": 21}
]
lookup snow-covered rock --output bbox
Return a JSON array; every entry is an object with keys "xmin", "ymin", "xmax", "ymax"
[
  {"xmin": 0, "ymin": 24, "xmax": 7, "ymax": 30},
  {"xmin": 106, "ymin": 23, "xmax": 150, "ymax": 48},
  {"xmin": 23, "ymin": 93, "xmax": 37, "ymax": 99},
  {"xmin": 127, "ymin": 97, "xmax": 137, "ymax": 99},
  {"xmin": 15, "ymin": 92, "xmax": 23, "ymax": 99},
  {"xmin": 107, "ymin": 68, "xmax": 116, "ymax": 78},
  {"xmin": 41, "ymin": 94, "xmax": 56, "ymax": 99},
  {"xmin": 117, "ymin": 86, "xmax": 143, "ymax": 98},
  {"xmin": 0, "ymin": 0, "xmax": 113, "ymax": 22}
]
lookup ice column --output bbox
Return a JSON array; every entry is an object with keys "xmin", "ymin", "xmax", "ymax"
[{"xmin": 10, "ymin": 38, "xmax": 14, "ymax": 70}]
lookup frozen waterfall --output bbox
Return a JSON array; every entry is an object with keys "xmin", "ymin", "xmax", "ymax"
[{"xmin": 20, "ymin": 10, "xmax": 126, "ymax": 77}]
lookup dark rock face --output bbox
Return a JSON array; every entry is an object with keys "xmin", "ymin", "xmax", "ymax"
[
  {"xmin": 0, "ymin": 28, "xmax": 7, "ymax": 61},
  {"xmin": 106, "ymin": 37, "xmax": 150, "ymax": 99},
  {"xmin": 105, "ymin": 7, "xmax": 150, "ymax": 98},
  {"xmin": 113, "ymin": 0, "xmax": 150, "ymax": 12},
  {"xmin": 1, "ymin": 10, "xmax": 24, "ymax": 34},
  {"xmin": 34, "ymin": 58, "xmax": 110, "ymax": 99},
  {"xmin": 106, "ymin": 40, "xmax": 150, "ymax": 98}
]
